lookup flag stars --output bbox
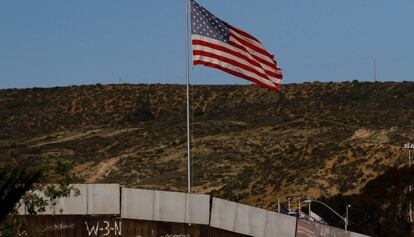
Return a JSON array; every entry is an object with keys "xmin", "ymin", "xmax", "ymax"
[{"xmin": 191, "ymin": 3, "xmax": 229, "ymax": 42}]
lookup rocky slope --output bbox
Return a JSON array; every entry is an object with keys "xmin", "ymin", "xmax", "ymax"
[{"xmin": 0, "ymin": 81, "xmax": 412, "ymax": 209}]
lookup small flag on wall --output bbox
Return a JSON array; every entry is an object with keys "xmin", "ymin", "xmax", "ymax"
[{"xmin": 191, "ymin": 0, "xmax": 283, "ymax": 91}]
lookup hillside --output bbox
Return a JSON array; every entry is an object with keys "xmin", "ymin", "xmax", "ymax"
[{"xmin": 0, "ymin": 81, "xmax": 412, "ymax": 210}]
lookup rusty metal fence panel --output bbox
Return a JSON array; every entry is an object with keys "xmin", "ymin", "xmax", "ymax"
[
  {"xmin": 18, "ymin": 215, "xmax": 121, "ymax": 237},
  {"xmin": 16, "ymin": 215, "xmax": 371, "ymax": 237},
  {"xmin": 16, "ymin": 216, "xmax": 249, "ymax": 237}
]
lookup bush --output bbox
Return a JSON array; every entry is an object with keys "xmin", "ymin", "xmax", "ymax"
[{"xmin": 127, "ymin": 107, "xmax": 154, "ymax": 122}]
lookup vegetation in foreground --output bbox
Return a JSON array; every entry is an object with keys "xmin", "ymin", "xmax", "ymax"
[{"xmin": 0, "ymin": 155, "xmax": 79, "ymax": 237}]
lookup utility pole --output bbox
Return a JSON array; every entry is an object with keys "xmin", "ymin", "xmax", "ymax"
[
  {"xmin": 345, "ymin": 205, "xmax": 351, "ymax": 231},
  {"xmin": 373, "ymin": 58, "xmax": 377, "ymax": 82}
]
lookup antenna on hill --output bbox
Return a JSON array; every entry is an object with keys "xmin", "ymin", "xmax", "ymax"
[
  {"xmin": 305, "ymin": 119, "xmax": 309, "ymax": 144},
  {"xmin": 404, "ymin": 143, "xmax": 414, "ymax": 223},
  {"xmin": 288, "ymin": 197, "xmax": 291, "ymax": 212},
  {"xmin": 277, "ymin": 196, "xmax": 281, "ymax": 212},
  {"xmin": 373, "ymin": 58, "xmax": 377, "ymax": 82}
]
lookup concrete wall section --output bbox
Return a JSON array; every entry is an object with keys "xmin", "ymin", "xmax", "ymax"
[
  {"xmin": 56, "ymin": 184, "xmax": 88, "ymax": 215},
  {"xmin": 210, "ymin": 198, "xmax": 238, "ymax": 232},
  {"xmin": 16, "ymin": 201, "xmax": 26, "ymax": 215},
  {"xmin": 350, "ymin": 232, "xmax": 371, "ymax": 237},
  {"xmin": 186, "ymin": 193, "xmax": 210, "ymax": 225},
  {"xmin": 87, "ymin": 184, "xmax": 120, "ymax": 215},
  {"xmin": 233, "ymin": 202, "xmax": 266, "ymax": 237},
  {"xmin": 16, "ymin": 185, "xmax": 371, "ymax": 237},
  {"xmin": 121, "ymin": 188, "xmax": 210, "ymax": 225},
  {"xmin": 153, "ymin": 190, "xmax": 187, "ymax": 223},
  {"xmin": 265, "ymin": 211, "xmax": 297, "ymax": 237},
  {"xmin": 210, "ymin": 198, "xmax": 297, "ymax": 237},
  {"xmin": 121, "ymin": 188, "xmax": 154, "ymax": 220}
]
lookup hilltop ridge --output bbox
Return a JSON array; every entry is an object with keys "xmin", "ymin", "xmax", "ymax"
[{"xmin": 0, "ymin": 81, "xmax": 412, "ymax": 209}]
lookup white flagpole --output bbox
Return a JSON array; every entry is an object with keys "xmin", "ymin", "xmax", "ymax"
[
  {"xmin": 185, "ymin": 0, "xmax": 192, "ymax": 226},
  {"xmin": 185, "ymin": 0, "xmax": 191, "ymax": 195}
]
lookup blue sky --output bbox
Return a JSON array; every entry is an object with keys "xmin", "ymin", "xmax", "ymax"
[{"xmin": 0, "ymin": 0, "xmax": 413, "ymax": 89}]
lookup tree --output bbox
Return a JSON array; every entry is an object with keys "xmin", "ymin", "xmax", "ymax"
[
  {"xmin": 0, "ymin": 157, "xmax": 79, "ymax": 236},
  {"xmin": 313, "ymin": 166, "xmax": 414, "ymax": 237},
  {"xmin": 0, "ymin": 164, "xmax": 42, "ymax": 223}
]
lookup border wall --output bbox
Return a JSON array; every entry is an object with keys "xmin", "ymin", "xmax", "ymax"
[{"xmin": 15, "ymin": 184, "xmax": 370, "ymax": 237}]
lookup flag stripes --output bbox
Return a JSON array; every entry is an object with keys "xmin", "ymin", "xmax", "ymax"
[
  {"xmin": 193, "ymin": 59, "xmax": 280, "ymax": 90},
  {"xmin": 192, "ymin": 43, "xmax": 281, "ymax": 81},
  {"xmin": 192, "ymin": 30, "xmax": 282, "ymax": 90}
]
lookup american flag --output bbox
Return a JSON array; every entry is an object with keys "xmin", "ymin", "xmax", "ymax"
[{"xmin": 190, "ymin": 0, "xmax": 283, "ymax": 91}]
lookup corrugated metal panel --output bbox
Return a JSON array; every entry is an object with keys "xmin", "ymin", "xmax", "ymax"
[
  {"xmin": 20, "ymin": 215, "xmax": 121, "ymax": 237},
  {"xmin": 15, "ymin": 208, "xmax": 371, "ymax": 237},
  {"xmin": 17, "ymin": 216, "xmax": 249, "ymax": 237}
]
